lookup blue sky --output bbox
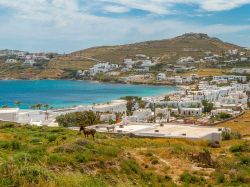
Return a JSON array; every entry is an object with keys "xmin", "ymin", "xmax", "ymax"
[{"xmin": 0, "ymin": 0, "xmax": 250, "ymax": 53}]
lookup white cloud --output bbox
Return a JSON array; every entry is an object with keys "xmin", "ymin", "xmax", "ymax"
[
  {"xmin": 98, "ymin": 0, "xmax": 250, "ymax": 14},
  {"xmin": 0, "ymin": 0, "xmax": 250, "ymax": 52},
  {"xmin": 103, "ymin": 5, "xmax": 130, "ymax": 13}
]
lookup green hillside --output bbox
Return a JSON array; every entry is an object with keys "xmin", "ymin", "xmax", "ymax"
[{"xmin": 0, "ymin": 121, "xmax": 249, "ymax": 187}]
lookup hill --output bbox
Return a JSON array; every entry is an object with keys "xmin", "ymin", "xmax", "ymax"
[
  {"xmin": 0, "ymin": 33, "xmax": 244, "ymax": 79},
  {"xmin": 41, "ymin": 33, "xmax": 244, "ymax": 79},
  {"xmin": 69, "ymin": 33, "xmax": 241, "ymax": 63},
  {"xmin": 0, "ymin": 119, "xmax": 249, "ymax": 187}
]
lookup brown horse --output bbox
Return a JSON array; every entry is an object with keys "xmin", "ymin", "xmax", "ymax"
[{"xmin": 79, "ymin": 125, "xmax": 96, "ymax": 139}]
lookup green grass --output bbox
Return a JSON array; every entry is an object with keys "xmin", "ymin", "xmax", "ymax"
[{"xmin": 0, "ymin": 121, "xmax": 249, "ymax": 187}]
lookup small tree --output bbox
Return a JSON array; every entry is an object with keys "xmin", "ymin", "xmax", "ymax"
[
  {"xmin": 202, "ymin": 100, "xmax": 214, "ymax": 113},
  {"xmin": 56, "ymin": 111, "xmax": 100, "ymax": 127}
]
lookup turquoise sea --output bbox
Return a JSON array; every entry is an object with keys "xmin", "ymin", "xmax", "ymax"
[{"xmin": 0, "ymin": 80, "xmax": 178, "ymax": 109}]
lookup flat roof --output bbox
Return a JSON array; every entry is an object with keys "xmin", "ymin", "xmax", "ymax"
[
  {"xmin": 0, "ymin": 108, "xmax": 19, "ymax": 113},
  {"xmin": 134, "ymin": 124, "xmax": 221, "ymax": 139}
]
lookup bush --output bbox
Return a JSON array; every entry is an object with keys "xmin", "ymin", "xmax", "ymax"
[
  {"xmin": 240, "ymin": 156, "xmax": 250, "ymax": 166},
  {"xmin": 230, "ymin": 143, "xmax": 249, "ymax": 153},
  {"xmin": 47, "ymin": 135, "xmax": 57, "ymax": 142},
  {"xmin": 0, "ymin": 122, "xmax": 16, "ymax": 129},
  {"xmin": 222, "ymin": 131, "xmax": 242, "ymax": 140},
  {"xmin": 213, "ymin": 171, "xmax": 225, "ymax": 183},
  {"xmin": 56, "ymin": 111, "xmax": 100, "ymax": 127},
  {"xmin": 180, "ymin": 171, "xmax": 205, "ymax": 184},
  {"xmin": 75, "ymin": 154, "xmax": 86, "ymax": 163},
  {"xmin": 218, "ymin": 112, "xmax": 232, "ymax": 120},
  {"xmin": 0, "ymin": 141, "xmax": 21, "ymax": 150},
  {"xmin": 18, "ymin": 166, "xmax": 53, "ymax": 184},
  {"xmin": 151, "ymin": 159, "xmax": 159, "ymax": 165}
]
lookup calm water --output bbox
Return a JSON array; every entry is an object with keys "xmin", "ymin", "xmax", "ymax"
[{"xmin": 0, "ymin": 80, "xmax": 178, "ymax": 109}]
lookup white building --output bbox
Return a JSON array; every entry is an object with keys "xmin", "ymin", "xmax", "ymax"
[
  {"xmin": 0, "ymin": 108, "xmax": 19, "ymax": 122},
  {"xmin": 177, "ymin": 56, "xmax": 194, "ymax": 64},
  {"xmin": 92, "ymin": 100, "xmax": 127, "ymax": 113},
  {"xmin": 140, "ymin": 60, "xmax": 155, "ymax": 67},
  {"xmin": 240, "ymin": 57, "xmax": 248, "ymax": 62},
  {"xmin": 89, "ymin": 63, "xmax": 119, "ymax": 76},
  {"xmin": 5, "ymin": 59, "xmax": 17, "ymax": 63},
  {"xmin": 231, "ymin": 68, "xmax": 250, "ymax": 75},
  {"xmin": 100, "ymin": 113, "xmax": 116, "ymax": 122},
  {"xmin": 23, "ymin": 59, "xmax": 36, "ymax": 66},
  {"xmin": 213, "ymin": 75, "xmax": 247, "ymax": 83},
  {"xmin": 157, "ymin": 73, "xmax": 166, "ymax": 81},
  {"xmin": 180, "ymin": 108, "xmax": 203, "ymax": 116},
  {"xmin": 167, "ymin": 76, "xmax": 183, "ymax": 84},
  {"xmin": 128, "ymin": 109, "xmax": 153, "ymax": 122},
  {"xmin": 124, "ymin": 59, "xmax": 135, "ymax": 66}
]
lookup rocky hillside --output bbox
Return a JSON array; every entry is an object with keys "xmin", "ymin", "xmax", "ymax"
[{"xmin": 68, "ymin": 33, "xmax": 242, "ymax": 64}]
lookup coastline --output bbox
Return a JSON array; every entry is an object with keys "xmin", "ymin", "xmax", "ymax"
[{"xmin": 0, "ymin": 79, "xmax": 180, "ymax": 110}]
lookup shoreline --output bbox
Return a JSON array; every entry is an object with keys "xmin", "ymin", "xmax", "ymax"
[{"xmin": 0, "ymin": 79, "xmax": 181, "ymax": 110}]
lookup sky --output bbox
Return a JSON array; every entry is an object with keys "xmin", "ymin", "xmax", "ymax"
[{"xmin": 0, "ymin": 0, "xmax": 250, "ymax": 53}]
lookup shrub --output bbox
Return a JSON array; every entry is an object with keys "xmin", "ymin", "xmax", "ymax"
[
  {"xmin": 0, "ymin": 122, "xmax": 16, "ymax": 129},
  {"xmin": 56, "ymin": 111, "xmax": 100, "ymax": 127},
  {"xmin": 222, "ymin": 131, "xmax": 242, "ymax": 140},
  {"xmin": 30, "ymin": 138, "xmax": 41, "ymax": 144},
  {"xmin": 75, "ymin": 154, "xmax": 86, "ymax": 163},
  {"xmin": 18, "ymin": 166, "xmax": 53, "ymax": 185},
  {"xmin": 213, "ymin": 171, "xmax": 225, "ymax": 183},
  {"xmin": 230, "ymin": 143, "xmax": 249, "ymax": 153},
  {"xmin": 151, "ymin": 159, "xmax": 159, "ymax": 165},
  {"xmin": 180, "ymin": 171, "xmax": 205, "ymax": 184},
  {"xmin": 240, "ymin": 156, "xmax": 250, "ymax": 166},
  {"xmin": 47, "ymin": 135, "xmax": 57, "ymax": 142},
  {"xmin": 14, "ymin": 153, "xmax": 31, "ymax": 163},
  {"xmin": 0, "ymin": 141, "xmax": 21, "ymax": 150},
  {"xmin": 47, "ymin": 154, "xmax": 68, "ymax": 166}
]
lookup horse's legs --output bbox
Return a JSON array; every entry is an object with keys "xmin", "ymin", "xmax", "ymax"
[{"xmin": 92, "ymin": 133, "xmax": 95, "ymax": 140}]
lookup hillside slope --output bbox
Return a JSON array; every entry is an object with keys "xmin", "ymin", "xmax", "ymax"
[
  {"xmin": 0, "ymin": 121, "xmax": 249, "ymax": 187},
  {"xmin": 70, "ymin": 33, "xmax": 241, "ymax": 64}
]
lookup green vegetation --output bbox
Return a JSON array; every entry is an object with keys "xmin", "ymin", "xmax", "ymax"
[
  {"xmin": 212, "ymin": 112, "xmax": 232, "ymax": 122},
  {"xmin": 0, "ymin": 121, "xmax": 249, "ymax": 187},
  {"xmin": 120, "ymin": 96, "xmax": 145, "ymax": 115},
  {"xmin": 56, "ymin": 111, "xmax": 100, "ymax": 127},
  {"xmin": 202, "ymin": 100, "xmax": 214, "ymax": 113}
]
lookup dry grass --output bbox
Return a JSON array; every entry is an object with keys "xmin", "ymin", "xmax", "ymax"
[
  {"xmin": 179, "ymin": 68, "xmax": 228, "ymax": 77},
  {"xmin": 217, "ymin": 110, "xmax": 250, "ymax": 137}
]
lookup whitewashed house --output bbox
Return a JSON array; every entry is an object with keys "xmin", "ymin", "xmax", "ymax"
[
  {"xmin": 5, "ymin": 59, "xmax": 17, "ymax": 63},
  {"xmin": 177, "ymin": 56, "xmax": 194, "ymax": 64},
  {"xmin": 231, "ymin": 68, "xmax": 250, "ymax": 74},
  {"xmin": 157, "ymin": 73, "xmax": 166, "ymax": 81},
  {"xmin": 92, "ymin": 100, "xmax": 127, "ymax": 113},
  {"xmin": 0, "ymin": 108, "xmax": 19, "ymax": 122},
  {"xmin": 23, "ymin": 59, "xmax": 36, "ymax": 66},
  {"xmin": 128, "ymin": 109, "xmax": 153, "ymax": 122},
  {"xmin": 213, "ymin": 75, "xmax": 247, "ymax": 83},
  {"xmin": 180, "ymin": 108, "xmax": 202, "ymax": 116}
]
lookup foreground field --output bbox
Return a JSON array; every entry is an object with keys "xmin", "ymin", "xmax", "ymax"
[{"xmin": 0, "ymin": 122, "xmax": 249, "ymax": 187}]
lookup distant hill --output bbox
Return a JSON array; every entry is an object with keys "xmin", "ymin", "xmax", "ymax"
[
  {"xmin": 65, "ymin": 33, "xmax": 242, "ymax": 64},
  {"xmin": 0, "ymin": 33, "xmax": 245, "ymax": 79}
]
